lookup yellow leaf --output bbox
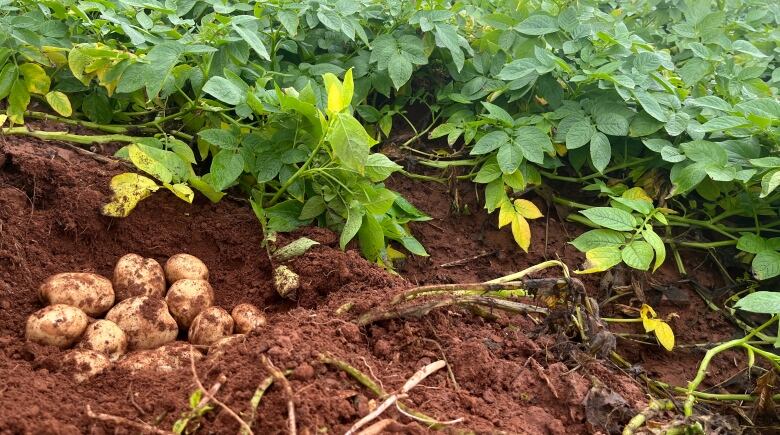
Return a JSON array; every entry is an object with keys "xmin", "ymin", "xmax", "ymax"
[
  {"xmin": 514, "ymin": 199, "xmax": 543, "ymax": 219},
  {"xmin": 640, "ymin": 304, "xmax": 658, "ymax": 332},
  {"xmin": 643, "ymin": 317, "xmax": 660, "ymax": 333},
  {"xmin": 498, "ymin": 201, "xmax": 514, "ymax": 228},
  {"xmin": 19, "ymin": 63, "xmax": 50, "ymax": 94},
  {"xmin": 341, "ymin": 68, "xmax": 354, "ymax": 109},
  {"xmin": 622, "ymin": 187, "xmax": 653, "ymax": 203},
  {"xmin": 576, "ymin": 246, "xmax": 622, "ymax": 274},
  {"xmin": 386, "ymin": 245, "xmax": 406, "ymax": 260},
  {"xmin": 553, "ymin": 142, "xmax": 567, "ymax": 156},
  {"xmin": 640, "ymin": 304, "xmax": 657, "ymax": 318},
  {"xmin": 164, "ymin": 183, "xmax": 195, "ymax": 203},
  {"xmin": 101, "ymin": 173, "xmax": 160, "ymax": 217},
  {"xmin": 323, "ymin": 73, "xmax": 345, "ymax": 113},
  {"xmin": 42, "ymin": 46, "xmax": 69, "ymax": 67},
  {"xmin": 0, "ymin": 114, "xmax": 6, "ymax": 128},
  {"xmin": 45, "ymin": 91, "xmax": 73, "ymax": 117},
  {"xmin": 654, "ymin": 321, "xmax": 675, "ymax": 351},
  {"xmin": 511, "ymin": 214, "xmax": 531, "ymax": 252}
]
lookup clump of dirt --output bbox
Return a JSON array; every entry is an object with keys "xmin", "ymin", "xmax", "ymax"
[{"xmin": 0, "ymin": 135, "xmax": 737, "ymax": 433}]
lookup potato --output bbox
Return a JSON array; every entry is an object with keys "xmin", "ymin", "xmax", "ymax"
[
  {"xmin": 113, "ymin": 254, "xmax": 166, "ymax": 301},
  {"xmin": 188, "ymin": 307, "xmax": 234, "ymax": 346},
  {"xmin": 165, "ymin": 279, "xmax": 214, "ymax": 328},
  {"xmin": 105, "ymin": 297, "xmax": 178, "ymax": 350},
  {"xmin": 274, "ymin": 265, "xmax": 299, "ymax": 299},
  {"xmin": 78, "ymin": 319, "xmax": 128, "ymax": 360},
  {"xmin": 231, "ymin": 303, "xmax": 266, "ymax": 334},
  {"xmin": 26, "ymin": 304, "xmax": 88, "ymax": 348},
  {"xmin": 61, "ymin": 349, "xmax": 111, "ymax": 383},
  {"xmin": 117, "ymin": 342, "xmax": 203, "ymax": 373},
  {"xmin": 164, "ymin": 254, "xmax": 208, "ymax": 283},
  {"xmin": 39, "ymin": 272, "xmax": 115, "ymax": 317},
  {"xmin": 206, "ymin": 334, "xmax": 246, "ymax": 363}
]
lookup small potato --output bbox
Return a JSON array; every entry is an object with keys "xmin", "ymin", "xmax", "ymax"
[
  {"xmin": 206, "ymin": 334, "xmax": 246, "ymax": 363},
  {"xmin": 113, "ymin": 254, "xmax": 166, "ymax": 301},
  {"xmin": 39, "ymin": 273, "xmax": 115, "ymax": 317},
  {"xmin": 117, "ymin": 342, "xmax": 203, "ymax": 373},
  {"xmin": 26, "ymin": 304, "xmax": 88, "ymax": 348},
  {"xmin": 165, "ymin": 279, "xmax": 214, "ymax": 329},
  {"xmin": 188, "ymin": 307, "xmax": 234, "ymax": 346},
  {"xmin": 231, "ymin": 303, "xmax": 266, "ymax": 334},
  {"xmin": 105, "ymin": 297, "xmax": 178, "ymax": 350},
  {"xmin": 61, "ymin": 349, "xmax": 111, "ymax": 383},
  {"xmin": 164, "ymin": 254, "xmax": 208, "ymax": 283},
  {"xmin": 274, "ymin": 265, "xmax": 299, "ymax": 299},
  {"xmin": 78, "ymin": 319, "xmax": 128, "ymax": 360}
]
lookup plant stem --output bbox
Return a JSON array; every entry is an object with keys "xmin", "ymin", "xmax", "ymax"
[
  {"xmin": 1, "ymin": 127, "xmax": 143, "ymax": 144},
  {"xmin": 540, "ymin": 156, "xmax": 656, "ymax": 183},
  {"xmin": 671, "ymin": 240, "xmax": 737, "ymax": 249},
  {"xmin": 266, "ymin": 140, "xmax": 324, "ymax": 206},
  {"xmin": 19, "ymin": 111, "xmax": 136, "ymax": 134}
]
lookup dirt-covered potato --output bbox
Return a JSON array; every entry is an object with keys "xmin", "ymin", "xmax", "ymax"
[
  {"xmin": 165, "ymin": 279, "xmax": 214, "ymax": 329},
  {"xmin": 105, "ymin": 297, "xmax": 178, "ymax": 350},
  {"xmin": 78, "ymin": 319, "xmax": 128, "ymax": 360},
  {"xmin": 188, "ymin": 307, "xmax": 234, "ymax": 346},
  {"xmin": 26, "ymin": 304, "xmax": 89, "ymax": 348},
  {"xmin": 113, "ymin": 254, "xmax": 166, "ymax": 301},
  {"xmin": 206, "ymin": 334, "xmax": 246, "ymax": 363},
  {"xmin": 274, "ymin": 265, "xmax": 299, "ymax": 299},
  {"xmin": 38, "ymin": 272, "xmax": 115, "ymax": 317},
  {"xmin": 61, "ymin": 349, "xmax": 111, "ymax": 383},
  {"xmin": 231, "ymin": 303, "xmax": 266, "ymax": 334},
  {"xmin": 117, "ymin": 342, "xmax": 203, "ymax": 373},
  {"xmin": 164, "ymin": 253, "xmax": 208, "ymax": 283}
]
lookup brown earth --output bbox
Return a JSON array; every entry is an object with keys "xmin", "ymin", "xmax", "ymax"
[{"xmin": 0, "ymin": 134, "xmax": 753, "ymax": 434}]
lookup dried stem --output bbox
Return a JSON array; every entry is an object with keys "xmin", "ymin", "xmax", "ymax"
[
  {"xmin": 261, "ymin": 355, "xmax": 297, "ymax": 435},
  {"xmin": 85, "ymin": 405, "xmax": 172, "ymax": 435},
  {"xmin": 189, "ymin": 349, "xmax": 254, "ymax": 435}
]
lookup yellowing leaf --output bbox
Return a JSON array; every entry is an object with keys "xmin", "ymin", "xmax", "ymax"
[
  {"xmin": 514, "ymin": 199, "xmax": 543, "ymax": 219},
  {"xmin": 386, "ymin": 245, "xmax": 406, "ymax": 260},
  {"xmin": 643, "ymin": 317, "xmax": 660, "ymax": 333},
  {"xmin": 41, "ymin": 46, "xmax": 68, "ymax": 66},
  {"xmin": 498, "ymin": 201, "xmax": 514, "ymax": 228},
  {"xmin": 19, "ymin": 63, "xmax": 50, "ymax": 94},
  {"xmin": 553, "ymin": 142, "xmax": 567, "ymax": 156},
  {"xmin": 640, "ymin": 304, "xmax": 659, "ymax": 332},
  {"xmin": 0, "ymin": 114, "xmax": 6, "ymax": 127},
  {"xmin": 622, "ymin": 187, "xmax": 653, "ymax": 203},
  {"xmin": 654, "ymin": 321, "xmax": 675, "ymax": 351},
  {"xmin": 323, "ymin": 72, "xmax": 346, "ymax": 113},
  {"xmin": 164, "ymin": 183, "xmax": 195, "ymax": 203},
  {"xmin": 101, "ymin": 173, "xmax": 160, "ymax": 217},
  {"xmin": 45, "ymin": 91, "xmax": 73, "ymax": 117},
  {"xmin": 341, "ymin": 68, "xmax": 354, "ymax": 109},
  {"xmin": 511, "ymin": 214, "xmax": 531, "ymax": 252},
  {"xmin": 577, "ymin": 245, "xmax": 622, "ymax": 273},
  {"xmin": 640, "ymin": 303, "xmax": 657, "ymax": 318}
]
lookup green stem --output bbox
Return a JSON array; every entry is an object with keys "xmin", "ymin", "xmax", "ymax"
[
  {"xmin": 1, "ymin": 127, "xmax": 143, "ymax": 144},
  {"xmin": 19, "ymin": 111, "xmax": 136, "ymax": 134},
  {"xmin": 266, "ymin": 140, "xmax": 324, "ymax": 206},
  {"xmin": 602, "ymin": 317, "xmax": 643, "ymax": 323},
  {"xmin": 671, "ymin": 240, "xmax": 737, "ymax": 249},
  {"xmin": 540, "ymin": 156, "xmax": 656, "ymax": 183}
]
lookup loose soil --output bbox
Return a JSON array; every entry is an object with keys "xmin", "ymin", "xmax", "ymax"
[{"xmin": 0, "ymin": 134, "xmax": 751, "ymax": 434}]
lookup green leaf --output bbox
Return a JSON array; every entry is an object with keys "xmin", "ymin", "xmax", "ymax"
[
  {"xmin": 760, "ymin": 169, "xmax": 780, "ymax": 198},
  {"xmin": 202, "ymin": 76, "xmax": 243, "ymax": 105},
  {"xmin": 44, "ymin": 91, "xmax": 72, "ymax": 117},
  {"xmin": 734, "ymin": 291, "xmax": 780, "ymax": 314},
  {"xmin": 474, "ymin": 160, "xmax": 502, "ymax": 183},
  {"xmin": 632, "ymin": 89, "xmax": 668, "ymax": 122},
  {"xmin": 680, "ymin": 140, "xmax": 726, "ymax": 165},
  {"xmin": 514, "ymin": 127, "xmax": 549, "ymax": 164},
  {"xmin": 642, "ymin": 226, "xmax": 666, "ymax": 271},
  {"xmin": 589, "ymin": 132, "xmax": 610, "ymax": 173},
  {"xmin": 580, "ymin": 207, "xmax": 636, "ymax": 231},
  {"xmin": 570, "ymin": 229, "xmax": 626, "ymax": 252},
  {"xmin": 621, "ymin": 240, "xmax": 654, "ymax": 270},
  {"xmin": 209, "ymin": 151, "xmax": 244, "ymax": 191},
  {"xmin": 328, "ymin": 112, "xmax": 377, "ymax": 174},
  {"xmin": 388, "ymin": 56, "xmax": 413, "ymax": 90},
  {"xmin": 565, "ymin": 120, "xmax": 594, "ymax": 150},
  {"xmin": 482, "ymin": 102, "xmax": 514, "ymax": 125},
  {"xmin": 497, "ymin": 59, "xmax": 539, "ymax": 81},
  {"xmin": 700, "ymin": 116, "xmax": 748, "ymax": 132},
  {"xmin": 689, "ymin": 96, "xmax": 732, "ymax": 112},
  {"xmin": 634, "ymin": 52, "xmax": 660, "ymax": 73},
  {"xmin": 471, "ymin": 130, "xmax": 509, "ymax": 155},
  {"xmin": 232, "ymin": 22, "xmax": 270, "ymax": 61},
  {"xmin": 752, "ymin": 251, "xmax": 780, "ymax": 280},
  {"xmin": 198, "ymin": 129, "xmax": 239, "ymax": 150},
  {"xmin": 299, "ymin": 196, "xmax": 327, "ymax": 220},
  {"xmin": 365, "ymin": 153, "xmax": 402, "ymax": 182},
  {"xmin": 737, "ymin": 234, "xmax": 767, "ymax": 254},
  {"xmin": 497, "ymin": 142, "xmax": 523, "ymax": 174},
  {"xmin": 670, "ymin": 162, "xmax": 707, "ymax": 195},
  {"xmin": 594, "ymin": 111, "xmax": 629, "ymax": 136},
  {"xmin": 516, "ymin": 15, "xmax": 559, "ymax": 35},
  {"xmin": 340, "ymin": 203, "xmax": 365, "ymax": 249},
  {"xmin": 142, "ymin": 42, "xmax": 183, "ymax": 100},
  {"xmin": 732, "ymin": 40, "xmax": 768, "ymax": 58},
  {"xmin": 0, "ymin": 64, "xmax": 16, "ymax": 100},
  {"xmin": 8, "ymin": 79, "xmax": 30, "ymax": 124},
  {"xmin": 358, "ymin": 213, "xmax": 385, "ymax": 261}
]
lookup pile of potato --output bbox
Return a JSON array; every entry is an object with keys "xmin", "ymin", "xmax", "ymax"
[{"xmin": 25, "ymin": 253, "xmax": 266, "ymax": 383}]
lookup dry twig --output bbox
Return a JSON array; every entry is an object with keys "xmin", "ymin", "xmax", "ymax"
[
  {"xmin": 86, "ymin": 405, "xmax": 172, "ymax": 435},
  {"xmin": 261, "ymin": 355, "xmax": 297, "ymax": 435}
]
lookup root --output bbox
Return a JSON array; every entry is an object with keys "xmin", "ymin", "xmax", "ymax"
[
  {"xmin": 86, "ymin": 405, "xmax": 172, "ymax": 435},
  {"xmin": 261, "ymin": 355, "xmax": 297, "ymax": 435}
]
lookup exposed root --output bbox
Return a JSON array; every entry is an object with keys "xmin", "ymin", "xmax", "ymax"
[
  {"xmin": 85, "ymin": 405, "xmax": 172, "ymax": 435},
  {"xmin": 261, "ymin": 355, "xmax": 297, "ymax": 435}
]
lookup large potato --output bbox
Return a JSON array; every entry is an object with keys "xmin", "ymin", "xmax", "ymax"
[
  {"xmin": 188, "ymin": 307, "xmax": 234, "ymax": 346},
  {"xmin": 78, "ymin": 319, "xmax": 128, "ymax": 360},
  {"xmin": 231, "ymin": 303, "xmax": 266, "ymax": 334},
  {"xmin": 117, "ymin": 342, "xmax": 203, "ymax": 373},
  {"xmin": 165, "ymin": 279, "xmax": 214, "ymax": 328},
  {"xmin": 164, "ymin": 254, "xmax": 208, "ymax": 283},
  {"xmin": 61, "ymin": 349, "xmax": 111, "ymax": 383},
  {"xmin": 105, "ymin": 297, "xmax": 178, "ymax": 350},
  {"xmin": 26, "ymin": 304, "xmax": 88, "ymax": 348},
  {"xmin": 39, "ymin": 273, "xmax": 115, "ymax": 317},
  {"xmin": 113, "ymin": 254, "xmax": 166, "ymax": 301}
]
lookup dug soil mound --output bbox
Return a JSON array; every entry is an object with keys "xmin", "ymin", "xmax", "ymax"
[{"xmin": 0, "ymin": 136, "xmax": 737, "ymax": 434}]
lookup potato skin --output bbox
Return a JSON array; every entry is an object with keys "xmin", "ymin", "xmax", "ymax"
[
  {"xmin": 61, "ymin": 349, "xmax": 111, "ymax": 383},
  {"xmin": 105, "ymin": 297, "xmax": 178, "ymax": 350},
  {"xmin": 188, "ymin": 307, "xmax": 234, "ymax": 346},
  {"xmin": 164, "ymin": 254, "xmax": 209, "ymax": 283},
  {"xmin": 231, "ymin": 303, "xmax": 266, "ymax": 334},
  {"xmin": 78, "ymin": 319, "xmax": 128, "ymax": 360},
  {"xmin": 165, "ymin": 279, "xmax": 214, "ymax": 328},
  {"xmin": 206, "ymin": 334, "xmax": 246, "ymax": 363},
  {"xmin": 26, "ymin": 304, "xmax": 89, "ymax": 348},
  {"xmin": 113, "ymin": 254, "xmax": 166, "ymax": 301},
  {"xmin": 39, "ymin": 272, "xmax": 115, "ymax": 317},
  {"xmin": 117, "ymin": 342, "xmax": 203, "ymax": 373}
]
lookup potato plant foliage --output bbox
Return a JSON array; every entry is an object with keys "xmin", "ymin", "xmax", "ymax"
[{"xmin": 0, "ymin": 0, "xmax": 778, "ymax": 277}]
